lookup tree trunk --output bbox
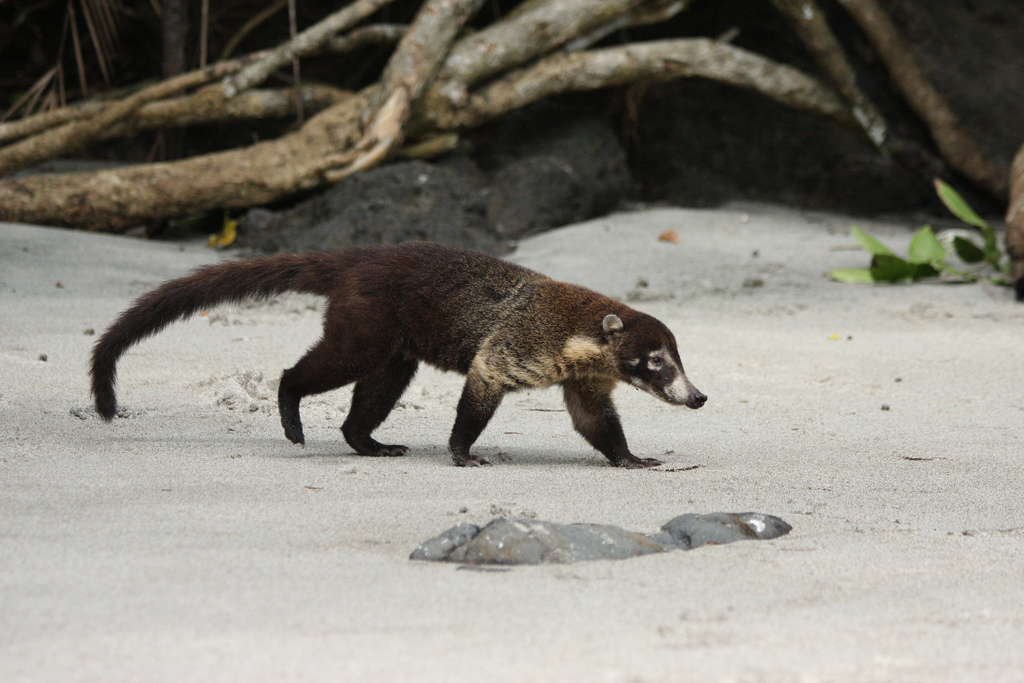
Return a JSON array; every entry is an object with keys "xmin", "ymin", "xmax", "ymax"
[{"xmin": 1006, "ymin": 144, "xmax": 1024, "ymax": 299}]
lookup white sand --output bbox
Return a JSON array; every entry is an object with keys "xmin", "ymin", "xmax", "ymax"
[{"xmin": 2, "ymin": 205, "xmax": 1022, "ymax": 681}]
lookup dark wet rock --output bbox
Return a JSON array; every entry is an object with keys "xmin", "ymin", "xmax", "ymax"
[
  {"xmin": 237, "ymin": 105, "xmax": 633, "ymax": 254},
  {"xmin": 239, "ymin": 160, "xmax": 503, "ymax": 254},
  {"xmin": 632, "ymin": 79, "xmax": 933, "ymax": 214},
  {"xmin": 476, "ymin": 107, "xmax": 634, "ymax": 240},
  {"xmin": 885, "ymin": 0, "xmax": 1024, "ymax": 170},
  {"xmin": 411, "ymin": 512, "xmax": 792, "ymax": 565}
]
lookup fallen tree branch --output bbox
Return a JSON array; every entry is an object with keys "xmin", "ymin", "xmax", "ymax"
[
  {"xmin": 432, "ymin": 0, "xmax": 649, "ymax": 104},
  {"xmin": 0, "ymin": 24, "xmax": 406, "ymax": 147},
  {"xmin": 770, "ymin": 0, "xmax": 887, "ymax": 147},
  {"xmin": 565, "ymin": 0, "xmax": 693, "ymax": 52},
  {"xmin": 0, "ymin": 0, "xmax": 401, "ymax": 177},
  {"xmin": 326, "ymin": 0, "xmax": 486, "ymax": 181},
  {"xmin": 1006, "ymin": 144, "xmax": 1024, "ymax": 299},
  {"xmin": 0, "ymin": 91, "xmax": 371, "ymax": 230},
  {"xmin": 420, "ymin": 38, "xmax": 854, "ymax": 131},
  {"xmin": 0, "ymin": 0, "xmax": 866, "ymax": 231},
  {"xmin": 326, "ymin": 23, "xmax": 407, "ymax": 53},
  {"xmin": 0, "ymin": 0, "xmax": 481, "ymax": 228},
  {"xmin": 0, "ymin": 62, "xmax": 240, "ymax": 176},
  {"xmin": 104, "ymin": 85, "xmax": 349, "ymax": 137},
  {"xmin": 0, "ymin": 98, "xmax": 106, "ymax": 146},
  {"xmin": 835, "ymin": 0, "xmax": 1008, "ymax": 197},
  {"xmin": 770, "ymin": 0, "xmax": 948, "ymax": 187},
  {"xmin": 221, "ymin": 0, "xmax": 399, "ymax": 98}
]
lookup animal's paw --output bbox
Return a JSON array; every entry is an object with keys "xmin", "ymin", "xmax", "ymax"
[
  {"xmin": 371, "ymin": 444, "xmax": 408, "ymax": 457},
  {"xmin": 346, "ymin": 434, "xmax": 408, "ymax": 457},
  {"xmin": 452, "ymin": 453, "xmax": 490, "ymax": 467},
  {"xmin": 614, "ymin": 456, "xmax": 663, "ymax": 469},
  {"xmin": 283, "ymin": 419, "xmax": 305, "ymax": 445}
]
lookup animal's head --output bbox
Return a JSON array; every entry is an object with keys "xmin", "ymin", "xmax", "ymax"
[{"xmin": 602, "ymin": 313, "xmax": 707, "ymax": 409}]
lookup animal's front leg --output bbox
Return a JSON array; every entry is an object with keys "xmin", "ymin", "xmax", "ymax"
[
  {"xmin": 449, "ymin": 372, "xmax": 507, "ymax": 467},
  {"xmin": 562, "ymin": 379, "xmax": 662, "ymax": 468}
]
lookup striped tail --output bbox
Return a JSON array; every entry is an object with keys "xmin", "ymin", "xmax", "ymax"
[{"xmin": 90, "ymin": 252, "xmax": 340, "ymax": 420}]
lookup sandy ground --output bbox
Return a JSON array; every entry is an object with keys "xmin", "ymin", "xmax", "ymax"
[{"xmin": 1, "ymin": 205, "xmax": 1023, "ymax": 682}]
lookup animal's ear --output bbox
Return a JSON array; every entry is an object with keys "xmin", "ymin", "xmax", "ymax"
[{"xmin": 602, "ymin": 314, "xmax": 623, "ymax": 337}]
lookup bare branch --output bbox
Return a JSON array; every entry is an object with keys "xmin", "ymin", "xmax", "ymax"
[
  {"xmin": 326, "ymin": 23, "xmax": 407, "ymax": 54},
  {"xmin": 326, "ymin": 0, "xmax": 486, "ymax": 181},
  {"xmin": 104, "ymin": 85, "xmax": 349, "ymax": 137},
  {"xmin": 770, "ymin": 0, "xmax": 886, "ymax": 147},
  {"xmin": 0, "ymin": 0, "xmax": 482, "ymax": 226},
  {"xmin": 566, "ymin": 0, "xmax": 693, "ymax": 52},
  {"xmin": 836, "ymin": 0, "xmax": 1008, "ymax": 197},
  {"xmin": 0, "ymin": 90, "xmax": 373, "ymax": 231},
  {"xmin": 0, "ymin": 62, "xmax": 241, "ymax": 177},
  {"xmin": 0, "ymin": 0, "xmax": 888, "ymax": 231},
  {"xmin": 436, "ymin": 0, "xmax": 650, "ymax": 92},
  {"xmin": 222, "ymin": 0, "xmax": 399, "ymax": 98},
  {"xmin": 421, "ymin": 38, "xmax": 854, "ymax": 131},
  {"xmin": 0, "ymin": 24, "xmax": 406, "ymax": 147}
]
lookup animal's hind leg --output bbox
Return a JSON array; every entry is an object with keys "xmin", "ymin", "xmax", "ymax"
[
  {"xmin": 342, "ymin": 355, "xmax": 418, "ymax": 457},
  {"xmin": 278, "ymin": 337, "xmax": 384, "ymax": 446}
]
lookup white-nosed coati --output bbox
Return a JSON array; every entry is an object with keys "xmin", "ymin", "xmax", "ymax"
[{"xmin": 91, "ymin": 242, "xmax": 706, "ymax": 468}]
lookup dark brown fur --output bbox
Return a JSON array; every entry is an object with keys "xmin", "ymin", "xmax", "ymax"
[{"xmin": 91, "ymin": 242, "xmax": 705, "ymax": 467}]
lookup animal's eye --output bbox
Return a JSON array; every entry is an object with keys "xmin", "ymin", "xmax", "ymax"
[{"xmin": 649, "ymin": 356, "xmax": 663, "ymax": 368}]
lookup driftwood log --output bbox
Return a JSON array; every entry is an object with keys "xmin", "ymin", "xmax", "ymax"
[{"xmin": 0, "ymin": 0, "xmax": 1012, "ymax": 232}]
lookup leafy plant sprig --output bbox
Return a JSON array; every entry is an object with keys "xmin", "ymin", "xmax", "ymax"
[
  {"xmin": 829, "ymin": 179, "xmax": 1009, "ymax": 285},
  {"xmin": 932, "ymin": 179, "xmax": 1004, "ymax": 273}
]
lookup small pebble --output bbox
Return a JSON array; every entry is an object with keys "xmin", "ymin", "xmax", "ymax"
[
  {"xmin": 881, "ymin": 404, "xmax": 890, "ymax": 411},
  {"xmin": 38, "ymin": 354, "xmax": 47, "ymax": 362}
]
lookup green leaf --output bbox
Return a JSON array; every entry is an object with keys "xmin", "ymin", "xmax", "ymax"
[
  {"xmin": 934, "ymin": 179, "xmax": 990, "ymax": 230},
  {"xmin": 828, "ymin": 268, "xmax": 875, "ymax": 283},
  {"xmin": 952, "ymin": 236, "xmax": 986, "ymax": 263},
  {"xmin": 911, "ymin": 262, "xmax": 941, "ymax": 279},
  {"xmin": 852, "ymin": 226, "xmax": 895, "ymax": 257},
  {"xmin": 870, "ymin": 254, "xmax": 916, "ymax": 281},
  {"xmin": 907, "ymin": 226, "xmax": 945, "ymax": 265}
]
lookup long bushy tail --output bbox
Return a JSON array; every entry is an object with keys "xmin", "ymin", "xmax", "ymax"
[{"xmin": 91, "ymin": 252, "xmax": 341, "ymax": 420}]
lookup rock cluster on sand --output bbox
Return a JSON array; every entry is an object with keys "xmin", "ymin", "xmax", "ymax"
[{"xmin": 411, "ymin": 513, "xmax": 793, "ymax": 565}]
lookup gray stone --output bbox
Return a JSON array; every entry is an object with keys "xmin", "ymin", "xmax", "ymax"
[
  {"xmin": 661, "ymin": 512, "xmax": 793, "ymax": 550},
  {"xmin": 410, "ymin": 512, "xmax": 792, "ymax": 565},
  {"xmin": 409, "ymin": 523, "xmax": 481, "ymax": 562}
]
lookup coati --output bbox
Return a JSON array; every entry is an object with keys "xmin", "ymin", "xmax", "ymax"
[{"xmin": 91, "ymin": 242, "xmax": 706, "ymax": 468}]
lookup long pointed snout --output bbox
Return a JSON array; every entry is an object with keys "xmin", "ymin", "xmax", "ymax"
[
  {"xmin": 653, "ymin": 372, "xmax": 707, "ymax": 408},
  {"xmin": 686, "ymin": 387, "xmax": 707, "ymax": 409}
]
